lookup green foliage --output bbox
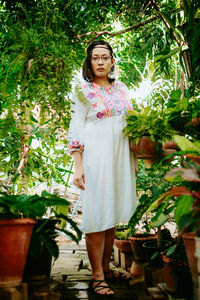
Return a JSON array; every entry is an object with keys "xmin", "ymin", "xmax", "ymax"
[
  {"xmin": 0, "ymin": 190, "xmax": 82, "ymax": 257},
  {"xmin": 123, "ymin": 105, "xmax": 177, "ymax": 144},
  {"xmin": 147, "ymin": 137, "xmax": 200, "ymax": 234},
  {"xmin": 166, "ymin": 91, "xmax": 200, "ymax": 139},
  {"xmin": 115, "ymin": 228, "xmax": 132, "ymax": 240},
  {"xmin": 128, "ymin": 161, "xmax": 176, "ymax": 234}
]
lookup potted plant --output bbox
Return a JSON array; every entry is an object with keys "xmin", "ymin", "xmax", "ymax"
[
  {"xmin": 166, "ymin": 90, "xmax": 200, "ymax": 140},
  {"xmin": 0, "ymin": 191, "xmax": 82, "ymax": 286},
  {"xmin": 127, "ymin": 160, "xmax": 175, "ymax": 269},
  {"xmin": 114, "ymin": 227, "xmax": 132, "ymax": 253},
  {"xmin": 123, "ymin": 105, "xmax": 177, "ymax": 161},
  {"xmin": 161, "ymin": 240, "xmax": 193, "ymax": 298},
  {"xmin": 22, "ymin": 190, "xmax": 82, "ymax": 283},
  {"xmin": 146, "ymin": 135, "xmax": 200, "ymax": 291},
  {"xmin": 0, "ymin": 194, "xmax": 36, "ymax": 287}
]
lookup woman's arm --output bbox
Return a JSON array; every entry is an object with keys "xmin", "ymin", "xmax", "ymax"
[{"xmin": 71, "ymin": 151, "xmax": 85, "ymax": 190}]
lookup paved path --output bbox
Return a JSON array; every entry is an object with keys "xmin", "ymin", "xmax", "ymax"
[{"xmin": 51, "ymin": 238, "xmax": 150, "ymax": 300}]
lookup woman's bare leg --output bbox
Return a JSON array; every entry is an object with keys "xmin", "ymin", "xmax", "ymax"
[
  {"xmin": 85, "ymin": 231, "xmax": 114, "ymax": 295},
  {"xmin": 102, "ymin": 227, "xmax": 132, "ymax": 280},
  {"xmin": 102, "ymin": 227, "xmax": 116, "ymax": 272}
]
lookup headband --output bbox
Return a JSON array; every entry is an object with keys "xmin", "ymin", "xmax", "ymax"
[{"xmin": 93, "ymin": 46, "xmax": 110, "ymax": 50}]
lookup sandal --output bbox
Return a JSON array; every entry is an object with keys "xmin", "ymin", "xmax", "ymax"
[
  {"xmin": 104, "ymin": 269, "xmax": 132, "ymax": 282},
  {"xmin": 89, "ymin": 279, "xmax": 114, "ymax": 297}
]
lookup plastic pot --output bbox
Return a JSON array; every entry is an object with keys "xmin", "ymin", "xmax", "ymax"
[{"xmin": 143, "ymin": 239, "xmax": 172, "ymax": 268}]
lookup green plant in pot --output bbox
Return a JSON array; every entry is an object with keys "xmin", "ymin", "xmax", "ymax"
[
  {"xmin": 123, "ymin": 105, "xmax": 177, "ymax": 162},
  {"xmin": 0, "ymin": 194, "xmax": 36, "ymax": 287},
  {"xmin": 166, "ymin": 90, "xmax": 200, "ymax": 140},
  {"xmin": 114, "ymin": 226, "xmax": 132, "ymax": 253},
  {"xmin": 127, "ymin": 160, "xmax": 176, "ymax": 265},
  {"xmin": 146, "ymin": 135, "xmax": 200, "ymax": 290},
  {"xmin": 0, "ymin": 190, "xmax": 82, "ymax": 284}
]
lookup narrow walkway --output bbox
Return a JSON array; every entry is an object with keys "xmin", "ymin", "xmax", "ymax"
[{"xmin": 51, "ymin": 238, "xmax": 149, "ymax": 300}]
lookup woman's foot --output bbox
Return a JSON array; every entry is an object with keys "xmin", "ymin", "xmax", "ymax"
[
  {"xmin": 90, "ymin": 279, "xmax": 114, "ymax": 296},
  {"xmin": 104, "ymin": 269, "xmax": 132, "ymax": 282}
]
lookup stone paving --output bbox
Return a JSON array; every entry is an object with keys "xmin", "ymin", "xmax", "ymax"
[{"xmin": 51, "ymin": 236, "xmax": 150, "ymax": 300}]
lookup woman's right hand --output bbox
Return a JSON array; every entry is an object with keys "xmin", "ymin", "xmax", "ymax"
[{"xmin": 73, "ymin": 166, "xmax": 85, "ymax": 190}]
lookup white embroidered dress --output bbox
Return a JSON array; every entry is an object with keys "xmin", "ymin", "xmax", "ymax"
[{"xmin": 68, "ymin": 80, "xmax": 137, "ymax": 234}]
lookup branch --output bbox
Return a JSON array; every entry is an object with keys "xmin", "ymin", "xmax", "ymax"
[
  {"xmin": 17, "ymin": 144, "xmax": 30, "ymax": 173},
  {"xmin": 76, "ymin": 15, "xmax": 158, "ymax": 40},
  {"xmin": 150, "ymin": 0, "xmax": 181, "ymax": 47}
]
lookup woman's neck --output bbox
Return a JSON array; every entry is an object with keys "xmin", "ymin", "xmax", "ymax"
[{"xmin": 93, "ymin": 77, "xmax": 111, "ymax": 88}]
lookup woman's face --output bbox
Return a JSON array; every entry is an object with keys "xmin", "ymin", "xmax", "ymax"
[{"xmin": 91, "ymin": 46, "xmax": 115, "ymax": 80}]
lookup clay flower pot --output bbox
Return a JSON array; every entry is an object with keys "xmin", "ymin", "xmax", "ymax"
[
  {"xmin": 129, "ymin": 233, "xmax": 157, "ymax": 262},
  {"xmin": 162, "ymin": 140, "xmax": 179, "ymax": 162},
  {"xmin": 162, "ymin": 149, "xmax": 177, "ymax": 162},
  {"xmin": 114, "ymin": 238, "xmax": 132, "ymax": 253},
  {"xmin": 163, "ymin": 140, "xmax": 179, "ymax": 150},
  {"xmin": 130, "ymin": 136, "xmax": 158, "ymax": 159},
  {"xmin": 183, "ymin": 232, "xmax": 198, "ymax": 287},
  {"xmin": 0, "ymin": 218, "xmax": 36, "ymax": 287},
  {"xmin": 161, "ymin": 254, "xmax": 193, "ymax": 297}
]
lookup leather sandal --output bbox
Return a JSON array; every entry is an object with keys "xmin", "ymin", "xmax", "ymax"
[{"xmin": 89, "ymin": 279, "xmax": 114, "ymax": 297}]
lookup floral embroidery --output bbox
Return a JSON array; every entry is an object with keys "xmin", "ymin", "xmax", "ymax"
[
  {"xmin": 102, "ymin": 110, "xmax": 109, "ymax": 117},
  {"xmin": 82, "ymin": 81, "xmax": 133, "ymax": 120},
  {"xmin": 68, "ymin": 140, "xmax": 84, "ymax": 152},
  {"xmin": 96, "ymin": 112, "xmax": 103, "ymax": 119},
  {"xmin": 88, "ymin": 92, "xmax": 94, "ymax": 99}
]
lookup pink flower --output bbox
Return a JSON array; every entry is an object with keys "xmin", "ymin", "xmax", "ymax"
[
  {"xmin": 88, "ymin": 93, "xmax": 94, "ymax": 99},
  {"xmin": 96, "ymin": 112, "xmax": 103, "ymax": 119}
]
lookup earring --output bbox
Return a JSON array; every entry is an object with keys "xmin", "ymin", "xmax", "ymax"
[{"xmin": 108, "ymin": 66, "xmax": 115, "ymax": 79}]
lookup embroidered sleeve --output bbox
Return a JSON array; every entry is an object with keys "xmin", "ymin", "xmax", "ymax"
[{"xmin": 67, "ymin": 83, "xmax": 89, "ymax": 154}]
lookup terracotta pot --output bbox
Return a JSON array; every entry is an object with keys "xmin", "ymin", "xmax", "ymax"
[
  {"xmin": 114, "ymin": 238, "xmax": 132, "ymax": 253},
  {"xmin": 189, "ymin": 117, "xmax": 200, "ymax": 127},
  {"xmin": 162, "ymin": 254, "xmax": 193, "ymax": 297},
  {"xmin": 162, "ymin": 149, "xmax": 177, "ymax": 162},
  {"xmin": 130, "ymin": 136, "xmax": 158, "ymax": 159},
  {"xmin": 163, "ymin": 140, "xmax": 179, "ymax": 150},
  {"xmin": 130, "ymin": 260, "xmax": 146, "ymax": 277},
  {"xmin": 0, "ymin": 218, "xmax": 36, "ymax": 287},
  {"xmin": 129, "ymin": 234, "xmax": 157, "ymax": 262},
  {"xmin": 183, "ymin": 232, "xmax": 198, "ymax": 286},
  {"xmin": 162, "ymin": 255, "xmax": 177, "ymax": 292}
]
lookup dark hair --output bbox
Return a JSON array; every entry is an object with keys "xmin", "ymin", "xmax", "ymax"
[{"xmin": 82, "ymin": 40, "xmax": 115, "ymax": 83}]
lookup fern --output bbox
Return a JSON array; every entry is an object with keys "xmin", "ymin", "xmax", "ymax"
[{"xmin": 74, "ymin": 81, "xmax": 88, "ymax": 106}]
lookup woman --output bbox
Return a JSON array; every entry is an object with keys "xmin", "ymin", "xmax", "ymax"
[{"xmin": 68, "ymin": 40, "xmax": 137, "ymax": 296}]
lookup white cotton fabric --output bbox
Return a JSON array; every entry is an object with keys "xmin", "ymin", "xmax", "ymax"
[{"xmin": 68, "ymin": 80, "xmax": 137, "ymax": 233}]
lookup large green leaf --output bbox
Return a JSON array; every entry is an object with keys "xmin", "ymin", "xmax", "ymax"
[
  {"xmin": 173, "ymin": 136, "xmax": 200, "ymax": 152},
  {"xmin": 151, "ymin": 213, "xmax": 169, "ymax": 228},
  {"xmin": 174, "ymin": 195, "xmax": 193, "ymax": 224}
]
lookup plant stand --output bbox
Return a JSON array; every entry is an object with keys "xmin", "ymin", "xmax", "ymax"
[{"xmin": 113, "ymin": 244, "xmax": 133, "ymax": 270}]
